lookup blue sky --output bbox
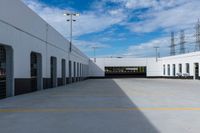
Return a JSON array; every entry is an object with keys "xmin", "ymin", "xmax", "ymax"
[{"xmin": 23, "ymin": 0, "xmax": 200, "ymax": 57}]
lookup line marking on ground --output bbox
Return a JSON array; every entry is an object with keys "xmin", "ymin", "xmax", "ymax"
[{"xmin": 1, "ymin": 107, "xmax": 200, "ymax": 113}]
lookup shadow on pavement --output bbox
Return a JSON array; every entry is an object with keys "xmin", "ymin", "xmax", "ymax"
[
  {"xmin": 0, "ymin": 79, "xmax": 159, "ymax": 133},
  {"xmin": 66, "ymin": 79, "xmax": 160, "ymax": 133}
]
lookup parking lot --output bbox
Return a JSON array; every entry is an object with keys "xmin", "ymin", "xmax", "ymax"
[{"xmin": 0, "ymin": 78, "xmax": 200, "ymax": 133}]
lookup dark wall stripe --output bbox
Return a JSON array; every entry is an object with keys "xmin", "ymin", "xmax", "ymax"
[
  {"xmin": 57, "ymin": 78, "xmax": 63, "ymax": 86},
  {"xmin": 14, "ymin": 77, "xmax": 87, "ymax": 96},
  {"xmin": 105, "ymin": 73, "xmax": 146, "ymax": 78},
  {"xmin": 43, "ymin": 78, "xmax": 52, "ymax": 89},
  {"xmin": 15, "ymin": 79, "xmax": 33, "ymax": 95},
  {"xmin": 0, "ymin": 77, "xmax": 6, "ymax": 99}
]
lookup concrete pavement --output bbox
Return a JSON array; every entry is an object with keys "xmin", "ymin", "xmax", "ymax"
[{"xmin": 0, "ymin": 78, "xmax": 200, "ymax": 133}]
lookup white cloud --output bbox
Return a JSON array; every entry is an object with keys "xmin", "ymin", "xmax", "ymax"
[
  {"xmin": 22, "ymin": 0, "xmax": 127, "ymax": 54},
  {"xmin": 74, "ymin": 40, "xmax": 110, "ymax": 52},
  {"xmin": 123, "ymin": 37, "xmax": 169, "ymax": 57},
  {"xmin": 22, "ymin": 0, "xmax": 126, "ymax": 37},
  {"xmin": 74, "ymin": 12, "xmax": 125, "ymax": 36},
  {"xmin": 102, "ymin": 0, "xmax": 185, "ymax": 10},
  {"xmin": 100, "ymin": 0, "xmax": 198, "ymax": 34},
  {"xmin": 125, "ymin": 0, "xmax": 157, "ymax": 9},
  {"xmin": 126, "ymin": 1, "xmax": 200, "ymax": 33}
]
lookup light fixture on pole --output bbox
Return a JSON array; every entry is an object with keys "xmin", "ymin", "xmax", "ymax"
[
  {"xmin": 64, "ymin": 12, "xmax": 80, "ymax": 52},
  {"xmin": 91, "ymin": 46, "xmax": 99, "ymax": 63}
]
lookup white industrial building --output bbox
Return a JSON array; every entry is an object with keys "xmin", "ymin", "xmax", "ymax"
[
  {"xmin": 89, "ymin": 51, "xmax": 200, "ymax": 80},
  {"xmin": 0, "ymin": 0, "xmax": 90, "ymax": 99},
  {"xmin": 0, "ymin": 0, "xmax": 199, "ymax": 99}
]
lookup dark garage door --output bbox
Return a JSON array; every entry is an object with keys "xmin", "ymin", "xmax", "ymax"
[
  {"xmin": 105, "ymin": 66, "xmax": 146, "ymax": 78},
  {"xmin": 0, "ymin": 46, "xmax": 6, "ymax": 99}
]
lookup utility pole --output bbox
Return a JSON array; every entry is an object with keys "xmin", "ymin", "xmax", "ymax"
[
  {"xmin": 170, "ymin": 32, "xmax": 175, "ymax": 56},
  {"xmin": 64, "ymin": 12, "xmax": 79, "ymax": 52},
  {"xmin": 180, "ymin": 30, "xmax": 185, "ymax": 54},
  {"xmin": 154, "ymin": 46, "xmax": 159, "ymax": 62}
]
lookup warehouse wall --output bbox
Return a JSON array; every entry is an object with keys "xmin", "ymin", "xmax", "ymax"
[
  {"xmin": 90, "ymin": 51, "xmax": 200, "ymax": 79},
  {"xmin": 160, "ymin": 51, "xmax": 200, "ymax": 79},
  {"xmin": 0, "ymin": 0, "xmax": 90, "ymax": 96},
  {"xmin": 89, "ymin": 57, "xmax": 161, "ymax": 77}
]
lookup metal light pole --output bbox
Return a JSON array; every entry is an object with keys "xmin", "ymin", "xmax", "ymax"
[
  {"xmin": 64, "ymin": 12, "xmax": 79, "ymax": 52},
  {"xmin": 92, "ymin": 46, "xmax": 98, "ymax": 62}
]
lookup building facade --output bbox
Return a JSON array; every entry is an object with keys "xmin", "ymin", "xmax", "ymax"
[
  {"xmin": 89, "ymin": 51, "xmax": 200, "ymax": 80},
  {"xmin": 161, "ymin": 52, "xmax": 200, "ymax": 79},
  {"xmin": 0, "ymin": 0, "xmax": 90, "ymax": 99},
  {"xmin": 89, "ymin": 58, "xmax": 160, "ymax": 77}
]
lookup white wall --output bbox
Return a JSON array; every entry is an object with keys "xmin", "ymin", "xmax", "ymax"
[
  {"xmin": 0, "ymin": 0, "xmax": 89, "ymax": 80},
  {"xmin": 160, "ymin": 51, "xmax": 200, "ymax": 77},
  {"xmin": 146, "ymin": 58, "xmax": 162, "ymax": 77},
  {"xmin": 89, "ymin": 59, "xmax": 105, "ymax": 77},
  {"xmin": 89, "ymin": 57, "xmax": 161, "ymax": 77}
]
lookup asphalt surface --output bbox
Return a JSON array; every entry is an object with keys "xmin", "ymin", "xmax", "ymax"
[{"xmin": 0, "ymin": 78, "xmax": 200, "ymax": 133}]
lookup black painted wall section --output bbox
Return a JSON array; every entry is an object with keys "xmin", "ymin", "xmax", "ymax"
[
  {"xmin": 57, "ymin": 78, "xmax": 63, "ymax": 86},
  {"xmin": 89, "ymin": 76, "xmax": 200, "ymax": 80},
  {"xmin": 66, "ymin": 78, "xmax": 70, "ymax": 84},
  {"xmin": 147, "ymin": 76, "xmax": 200, "ymax": 80},
  {"xmin": 15, "ymin": 77, "xmax": 77, "ymax": 96},
  {"xmin": 15, "ymin": 79, "xmax": 34, "ymax": 95},
  {"xmin": 105, "ymin": 73, "xmax": 146, "ymax": 78},
  {"xmin": 43, "ymin": 78, "xmax": 52, "ymax": 89},
  {"xmin": 72, "ymin": 78, "xmax": 76, "ymax": 83},
  {"xmin": 0, "ymin": 77, "xmax": 6, "ymax": 99}
]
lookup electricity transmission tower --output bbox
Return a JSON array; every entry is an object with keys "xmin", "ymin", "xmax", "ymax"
[
  {"xmin": 180, "ymin": 30, "xmax": 185, "ymax": 54},
  {"xmin": 170, "ymin": 32, "xmax": 175, "ymax": 56},
  {"xmin": 195, "ymin": 19, "xmax": 200, "ymax": 51}
]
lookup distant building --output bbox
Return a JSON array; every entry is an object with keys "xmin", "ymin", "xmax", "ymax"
[{"xmin": 90, "ymin": 52, "xmax": 200, "ymax": 80}]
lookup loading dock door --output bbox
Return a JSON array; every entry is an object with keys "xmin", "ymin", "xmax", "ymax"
[
  {"xmin": 0, "ymin": 46, "xmax": 6, "ymax": 99},
  {"xmin": 173, "ymin": 64, "xmax": 176, "ymax": 76},
  {"xmin": 51, "ymin": 57, "xmax": 57, "ymax": 88},
  {"xmin": 77, "ymin": 63, "xmax": 79, "ymax": 81},
  {"xmin": 62, "ymin": 59, "xmax": 66, "ymax": 85},
  {"xmin": 105, "ymin": 66, "xmax": 147, "ymax": 78},
  {"xmin": 73, "ymin": 62, "xmax": 76, "ymax": 82},
  {"xmin": 69, "ymin": 61, "xmax": 72, "ymax": 83},
  {"xmin": 31, "ymin": 52, "xmax": 42, "ymax": 91},
  {"xmin": 31, "ymin": 53, "xmax": 38, "ymax": 92},
  {"xmin": 194, "ymin": 63, "xmax": 199, "ymax": 79}
]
